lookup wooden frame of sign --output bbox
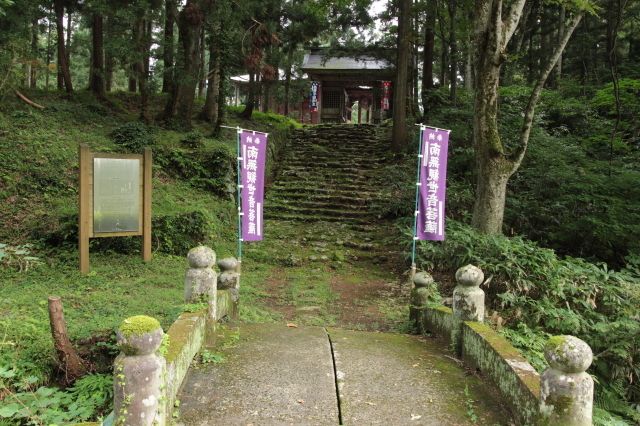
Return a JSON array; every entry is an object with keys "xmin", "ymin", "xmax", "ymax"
[{"xmin": 78, "ymin": 144, "xmax": 152, "ymax": 273}]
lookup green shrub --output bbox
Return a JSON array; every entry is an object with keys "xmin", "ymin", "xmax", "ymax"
[
  {"xmin": 152, "ymin": 210, "xmax": 214, "ymax": 256},
  {"xmin": 416, "ymin": 220, "xmax": 640, "ymax": 421},
  {"xmin": 0, "ymin": 372, "xmax": 112, "ymax": 424},
  {"xmin": 180, "ymin": 131, "xmax": 204, "ymax": 149},
  {"xmin": 42, "ymin": 211, "xmax": 215, "ymax": 257},
  {"xmin": 155, "ymin": 146, "xmax": 235, "ymax": 197},
  {"xmin": 110, "ymin": 122, "xmax": 156, "ymax": 152}
]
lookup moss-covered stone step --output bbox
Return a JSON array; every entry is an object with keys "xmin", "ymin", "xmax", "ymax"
[
  {"xmin": 266, "ymin": 203, "xmax": 375, "ymax": 219},
  {"xmin": 280, "ymin": 162, "xmax": 385, "ymax": 173},
  {"xmin": 278, "ymin": 169, "xmax": 373, "ymax": 182},
  {"xmin": 266, "ymin": 198, "xmax": 371, "ymax": 212},
  {"xmin": 263, "ymin": 212, "xmax": 371, "ymax": 225},
  {"xmin": 268, "ymin": 192, "xmax": 372, "ymax": 205},
  {"xmin": 283, "ymin": 160, "xmax": 388, "ymax": 171},
  {"xmin": 289, "ymin": 144, "xmax": 388, "ymax": 155},
  {"xmin": 270, "ymin": 181, "xmax": 378, "ymax": 193},
  {"xmin": 268, "ymin": 184, "xmax": 376, "ymax": 195}
]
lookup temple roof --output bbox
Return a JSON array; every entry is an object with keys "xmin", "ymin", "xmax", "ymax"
[{"xmin": 301, "ymin": 49, "xmax": 394, "ymax": 79}]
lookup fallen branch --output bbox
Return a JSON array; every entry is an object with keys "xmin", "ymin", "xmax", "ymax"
[
  {"xmin": 48, "ymin": 296, "xmax": 90, "ymax": 384},
  {"xmin": 15, "ymin": 90, "xmax": 45, "ymax": 110}
]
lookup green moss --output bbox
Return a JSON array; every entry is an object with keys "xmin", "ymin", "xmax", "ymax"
[
  {"xmin": 119, "ymin": 315, "xmax": 161, "ymax": 338},
  {"xmin": 434, "ymin": 306, "xmax": 453, "ymax": 314},
  {"xmin": 545, "ymin": 335, "xmax": 567, "ymax": 353},
  {"xmin": 543, "ymin": 394, "xmax": 574, "ymax": 414},
  {"xmin": 165, "ymin": 311, "xmax": 206, "ymax": 363}
]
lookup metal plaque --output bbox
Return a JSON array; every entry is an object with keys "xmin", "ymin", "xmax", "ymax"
[{"xmin": 93, "ymin": 158, "xmax": 141, "ymax": 233}]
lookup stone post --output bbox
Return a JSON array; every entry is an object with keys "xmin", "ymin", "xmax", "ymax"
[
  {"xmin": 409, "ymin": 272, "xmax": 434, "ymax": 332},
  {"xmin": 452, "ymin": 264, "xmax": 485, "ymax": 322},
  {"xmin": 540, "ymin": 335, "xmax": 594, "ymax": 426},
  {"xmin": 113, "ymin": 315, "xmax": 166, "ymax": 426},
  {"xmin": 217, "ymin": 257, "xmax": 240, "ymax": 319},
  {"xmin": 185, "ymin": 246, "xmax": 217, "ymax": 321}
]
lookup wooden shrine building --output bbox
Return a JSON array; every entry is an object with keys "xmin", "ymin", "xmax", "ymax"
[{"xmin": 301, "ymin": 48, "xmax": 395, "ymax": 124}]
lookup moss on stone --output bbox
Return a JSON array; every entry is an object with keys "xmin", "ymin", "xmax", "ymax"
[
  {"xmin": 460, "ymin": 322, "xmax": 542, "ymax": 425},
  {"xmin": 165, "ymin": 311, "xmax": 206, "ymax": 363},
  {"xmin": 434, "ymin": 306, "xmax": 453, "ymax": 314},
  {"xmin": 543, "ymin": 393, "xmax": 574, "ymax": 414},
  {"xmin": 545, "ymin": 335, "xmax": 568, "ymax": 354},
  {"xmin": 119, "ymin": 315, "xmax": 161, "ymax": 338}
]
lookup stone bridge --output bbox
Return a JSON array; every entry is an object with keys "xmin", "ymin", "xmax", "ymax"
[
  {"xmin": 89, "ymin": 254, "xmax": 592, "ymax": 426},
  {"xmin": 86, "ymin": 125, "xmax": 593, "ymax": 426}
]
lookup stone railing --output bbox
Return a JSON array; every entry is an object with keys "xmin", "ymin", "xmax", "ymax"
[
  {"xmin": 91, "ymin": 246, "xmax": 239, "ymax": 426},
  {"xmin": 410, "ymin": 265, "xmax": 594, "ymax": 426}
]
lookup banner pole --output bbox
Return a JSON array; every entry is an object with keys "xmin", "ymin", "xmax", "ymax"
[
  {"xmin": 411, "ymin": 126, "xmax": 425, "ymax": 278},
  {"xmin": 236, "ymin": 127, "xmax": 243, "ymax": 263}
]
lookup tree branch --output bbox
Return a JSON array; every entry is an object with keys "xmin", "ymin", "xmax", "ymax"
[
  {"xmin": 510, "ymin": 12, "xmax": 583, "ymax": 170},
  {"xmin": 15, "ymin": 90, "xmax": 45, "ymax": 109},
  {"xmin": 502, "ymin": 0, "xmax": 527, "ymax": 48}
]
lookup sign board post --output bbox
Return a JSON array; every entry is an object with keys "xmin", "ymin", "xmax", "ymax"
[{"xmin": 78, "ymin": 144, "xmax": 152, "ymax": 274}]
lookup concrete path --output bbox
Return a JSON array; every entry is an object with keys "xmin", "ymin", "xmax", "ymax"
[{"xmin": 177, "ymin": 323, "xmax": 512, "ymax": 425}]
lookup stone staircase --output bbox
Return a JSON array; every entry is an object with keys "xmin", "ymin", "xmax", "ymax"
[{"xmin": 265, "ymin": 124, "xmax": 395, "ymax": 259}]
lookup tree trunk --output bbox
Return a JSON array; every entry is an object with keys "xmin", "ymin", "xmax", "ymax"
[
  {"xmin": 262, "ymin": 79, "xmax": 270, "ymax": 113},
  {"xmin": 283, "ymin": 46, "xmax": 293, "ymax": 116},
  {"xmin": 411, "ymin": 6, "xmax": 420, "ymax": 117},
  {"xmin": 48, "ymin": 296, "xmax": 89, "ymax": 384},
  {"xmin": 30, "ymin": 19, "xmax": 38, "ymax": 88},
  {"xmin": 391, "ymin": 0, "xmax": 411, "ymax": 151},
  {"xmin": 555, "ymin": 6, "xmax": 565, "ymax": 84},
  {"xmin": 214, "ymin": 63, "xmax": 226, "ymax": 136},
  {"xmin": 197, "ymin": 27, "xmax": 206, "ymax": 99},
  {"xmin": 465, "ymin": 35, "xmax": 473, "ymax": 90},
  {"xmin": 163, "ymin": 0, "xmax": 177, "ymax": 93},
  {"xmin": 66, "ymin": 11, "xmax": 72, "ymax": 62},
  {"xmin": 89, "ymin": 13, "xmax": 106, "ymax": 98},
  {"xmin": 240, "ymin": 71, "xmax": 256, "ymax": 119},
  {"xmin": 448, "ymin": 0, "xmax": 457, "ymax": 102},
  {"xmin": 471, "ymin": 155, "xmax": 511, "ymax": 233},
  {"xmin": 105, "ymin": 16, "xmax": 114, "ymax": 92},
  {"xmin": 46, "ymin": 14, "xmax": 52, "ymax": 90},
  {"xmin": 163, "ymin": 0, "xmax": 206, "ymax": 127},
  {"xmin": 135, "ymin": 17, "xmax": 151, "ymax": 122},
  {"xmin": 54, "ymin": 0, "xmax": 73, "ymax": 92},
  {"xmin": 105, "ymin": 55, "xmax": 113, "ymax": 92},
  {"xmin": 421, "ymin": 0, "xmax": 435, "ymax": 118},
  {"xmin": 128, "ymin": 63, "xmax": 137, "ymax": 92},
  {"xmin": 202, "ymin": 32, "xmax": 221, "ymax": 122}
]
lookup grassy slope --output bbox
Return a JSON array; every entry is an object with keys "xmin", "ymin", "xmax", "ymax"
[{"xmin": 0, "ymin": 90, "xmax": 298, "ymax": 384}]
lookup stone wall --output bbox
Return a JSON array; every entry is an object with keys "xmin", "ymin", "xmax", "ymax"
[{"xmin": 411, "ymin": 265, "xmax": 594, "ymax": 426}]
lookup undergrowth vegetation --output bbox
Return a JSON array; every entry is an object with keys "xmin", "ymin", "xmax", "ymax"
[
  {"xmin": 416, "ymin": 221, "xmax": 640, "ymax": 423},
  {"xmin": 372, "ymin": 84, "xmax": 640, "ymax": 423}
]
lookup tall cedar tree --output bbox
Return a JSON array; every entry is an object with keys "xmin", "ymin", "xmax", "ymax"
[
  {"xmin": 163, "ymin": 0, "xmax": 210, "ymax": 127},
  {"xmin": 392, "ymin": 0, "xmax": 411, "ymax": 151},
  {"xmin": 54, "ymin": 0, "xmax": 73, "ymax": 92}
]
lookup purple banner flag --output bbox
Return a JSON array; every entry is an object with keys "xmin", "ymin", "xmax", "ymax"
[
  {"xmin": 417, "ymin": 128, "xmax": 449, "ymax": 241},
  {"xmin": 310, "ymin": 82, "xmax": 319, "ymax": 112},
  {"xmin": 240, "ymin": 130, "xmax": 268, "ymax": 241}
]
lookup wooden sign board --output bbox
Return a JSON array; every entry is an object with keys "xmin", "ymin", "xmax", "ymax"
[{"xmin": 78, "ymin": 144, "xmax": 152, "ymax": 273}]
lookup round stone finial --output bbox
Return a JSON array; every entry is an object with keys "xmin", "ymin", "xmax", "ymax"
[
  {"xmin": 455, "ymin": 264, "xmax": 484, "ymax": 287},
  {"xmin": 116, "ymin": 315, "xmax": 164, "ymax": 356},
  {"xmin": 544, "ymin": 335, "xmax": 593, "ymax": 373},
  {"xmin": 413, "ymin": 272, "xmax": 434, "ymax": 288},
  {"xmin": 187, "ymin": 246, "xmax": 216, "ymax": 268},
  {"xmin": 217, "ymin": 257, "xmax": 239, "ymax": 272}
]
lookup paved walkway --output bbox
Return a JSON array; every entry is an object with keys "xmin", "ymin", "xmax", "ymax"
[{"xmin": 177, "ymin": 323, "xmax": 511, "ymax": 425}]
